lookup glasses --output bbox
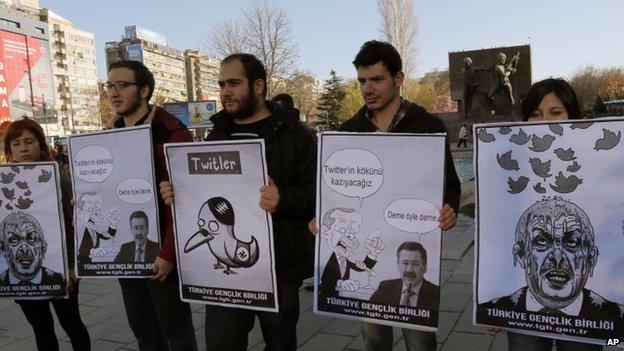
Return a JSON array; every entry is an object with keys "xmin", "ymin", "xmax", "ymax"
[{"xmin": 104, "ymin": 81, "xmax": 138, "ymax": 91}]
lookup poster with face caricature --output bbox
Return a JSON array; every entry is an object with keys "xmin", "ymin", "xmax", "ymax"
[
  {"xmin": 165, "ymin": 140, "xmax": 278, "ymax": 312},
  {"xmin": 474, "ymin": 118, "xmax": 624, "ymax": 345},
  {"xmin": 314, "ymin": 132, "xmax": 445, "ymax": 332},
  {"xmin": 0, "ymin": 162, "xmax": 68, "ymax": 298},
  {"xmin": 69, "ymin": 126, "xmax": 160, "ymax": 278}
]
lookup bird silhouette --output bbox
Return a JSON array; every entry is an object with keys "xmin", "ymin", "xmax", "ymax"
[
  {"xmin": 498, "ymin": 126, "xmax": 512, "ymax": 135},
  {"xmin": 529, "ymin": 158, "xmax": 552, "ymax": 179},
  {"xmin": 38, "ymin": 169, "xmax": 52, "ymax": 183},
  {"xmin": 477, "ymin": 129, "xmax": 496, "ymax": 143},
  {"xmin": 184, "ymin": 197, "xmax": 260, "ymax": 275},
  {"xmin": 529, "ymin": 134, "xmax": 556, "ymax": 152},
  {"xmin": 15, "ymin": 181, "xmax": 28, "ymax": 189},
  {"xmin": 550, "ymin": 172, "xmax": 583, "ymax": 193},
  {"xmin": 548, "ymin": 124, "xmax": 564, "ymax": 136},
  {"xmin": 507, "ymin": 176, "xmax": 529, "ymax": 194},
  {"xmin": 594, "ymin": 129, "xmax": 621, "ymax": 151},
  {"xmin": 15, "ymin": 196, "xmax": 33, "ymax": 210},
  {"xmin": 10, "ymin": 166, "xmax": 19, "ymax": 174},
  {"xmin": 533, "ymin": 182, "xmax": 546, "ymax": 194},
  {"xmin": 496, "ymin": 150, "xmax": 519, "ymax": 171},
  {"xmin": 1, "ymin": 187, "xmax": 15, "ymax": 200},
  {"xmin": 0, "ymin": 172, "xmax": 15, "ymax": 184},
  {"xmin": 566, "ymin": 161, "xmax": 581, "ymax": 172},
  {"xmin": 24, "ymin": 189, "xmax": 32, "ymax": 196},
  {"xmin": 570, "ymin": 122, "xmax": 593, "ymax": 130},
  {"xmin": 554, "ymin": 148, "xmax": 577, "ymax": 161},
  {"xmin": 509, "ymin": 128, "xmax": 530, "ymax": 145},
  {"xmin": 22, "ymin": 165, "xmax": 36, "ymax": 170}
]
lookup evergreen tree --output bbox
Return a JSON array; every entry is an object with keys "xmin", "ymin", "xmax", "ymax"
[{"xmin": 316, "ymin": 70, "xmax": 346, "ymax": 130}]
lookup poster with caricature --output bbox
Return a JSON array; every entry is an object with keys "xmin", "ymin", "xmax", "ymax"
[
  {"xmin": 314, "ymin": 132, "xmax": 445, "ymax": 331},
  {"xmin": 474, "ymin": 118, "xmax": 624, "ymax": 345},
  {"xmin": 69, "ymin": 125, "xmax": 160, "ymax": 278},
  {"xmin": 0, "ymin": 162, "xmax": 68, "ymax": 298},
  {"xmin": 165, "ymin": 139, "xmax": 278, "ymax": 312}
]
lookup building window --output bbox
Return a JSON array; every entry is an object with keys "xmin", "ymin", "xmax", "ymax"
[
  {"xmin": 0, "ymin": 18, "xmax": 20, "ymax": 29},
  {"xmin": 36, "ymin": 27, "xmax": 45, "ymax": 35}
]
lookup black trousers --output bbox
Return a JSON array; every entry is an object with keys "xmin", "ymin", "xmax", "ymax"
[
  {"xmin": 119, "ymin": 274, "xmax": 197, "ymax": 351},
  {"xmin": 16, "ymin": 284, "xmax": 90, "ymax": 351}
]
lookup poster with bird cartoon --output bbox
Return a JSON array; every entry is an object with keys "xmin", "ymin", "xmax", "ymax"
[
  {"xmin": 474, "ymin": 118, "xmax": 624, "ymax": 345},
  {"xmin": 0, "ymin": 162, "xmax": 68, "ymax": 298},
  {"xmin": 69, "ymin": 125, "xmax": 160, "ymax": 278},
  {"xmin": 314, "ymin": 132, "xmax": 445, "ymax": 332},
  {"xmin": 165, "ymin": 139, "xmax": 278, "ymax": 312}
]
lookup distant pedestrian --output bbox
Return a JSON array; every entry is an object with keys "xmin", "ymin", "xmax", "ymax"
[{"xmin": 457, "ymin": 124, "xmax": 468, "ymax": 148}]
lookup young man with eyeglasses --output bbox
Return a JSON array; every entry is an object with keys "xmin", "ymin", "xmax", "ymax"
[{"xmin": 106, "ymin": 60, "xmax": 198, "ymax": 351}]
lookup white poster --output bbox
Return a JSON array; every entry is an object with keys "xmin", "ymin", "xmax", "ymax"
[
  {"xmin": 165, "ymin": 139, "xmax": 278, "ymax": 312},
  {"xmin": 69, "ymin": 126, "xmax": 160, "ymax": 278},
  {"xmin": 314, "ymin": 132, "xmax": 445, "ymax": 331},
  {"xmin": 474, "ymin": 118, "xmax": 624, "ymax": 345},
  {"xmin": 0, "ymin": 162, "xmax": 68, "ymax": 298}
]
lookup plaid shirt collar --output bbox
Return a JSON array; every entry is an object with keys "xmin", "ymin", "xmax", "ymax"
[{"xmin": 365, "ymin": 97, "xmax": 410, "ymax": 132}]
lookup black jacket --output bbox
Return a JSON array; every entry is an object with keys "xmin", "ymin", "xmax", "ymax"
[
  {"xmin": 339, "ymin": 103, "xmax": 461, "ymax": 213},
  {"xmin": 370, "ymin": 278, "xmax": 440, "ymax": 310},
  {"xmin": 207, "ymin": 102, "xmax": 317, "ymax": 282}
]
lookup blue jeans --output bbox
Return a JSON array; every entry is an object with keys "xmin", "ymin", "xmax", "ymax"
[
  {"xmin": 204, "ymin": 280, "xmax": 302, "ymax": 351},
  {"xmin": 507, "ymin": 331, "xmax": 603, "ymax": 351},
  {"xmin": 119, "ymin": 274, "xmax": 197, "ymax": 351},
  {"xmin": 362, "ymin": 322, "xmax": 437, "ymax": 351}
]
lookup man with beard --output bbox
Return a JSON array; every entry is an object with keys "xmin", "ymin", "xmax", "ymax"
[
  {"xmin": 319, "ymin": 207, "xmax": 384, "ymax": 299},
  {"xmin": 479, "ymin": 198, "xmax": 621, "ymax": 319},
  {"xmin": 106, "ymin": 60, "xmax": 197, "ymax": 351},
  {"xmin": 114, "ymin": 211, "xmax": 159, "ymax": 263},
  {"xmin": 369, "ymin": 242, "xmax": 439, "ymax": 311},
  {"xmin": 340, "ymin": 40, "xmax": 460, "ymax": 351},
  {"xmin": 0, "ymin": 212, "xmax": 63, "ymax": 287},
  {"xmin": 160, "ymin": 53, "xmax": 316, "ymax": 351},
  {"xmin": 76, "ymin": 192, "xmax": 119, "ymax": 265}
]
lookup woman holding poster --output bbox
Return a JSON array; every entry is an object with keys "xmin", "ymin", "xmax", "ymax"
[
  {"xmin": 501, "ymin": 79, "xmax": 602, "ymax": 351},
  {"xmin": 4, "ymin": 118, "xmax": 90, "ymax": 351}
]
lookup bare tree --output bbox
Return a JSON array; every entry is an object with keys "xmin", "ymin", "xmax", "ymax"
[
  {"xmin": 377, "ymin": 0, "xmax": 418, "ymax": 78},
  {"xmin": 204, "ymin": 0, "xmax": 299, "ymax": 97},
  {"xmin": 204, "ymin": 20, "xmax": 250, "ymax": 58}
]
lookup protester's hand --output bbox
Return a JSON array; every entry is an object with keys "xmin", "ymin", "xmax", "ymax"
[
  {"xmin": 66, "ymin": 269, "xmax": 78, "ymax": 292},
  {"xmin": 339, "ymin": 279, "xmax": 359, "ymax": 292},
  {"xmin": 488, "ymin": 327, "xmax": 505, "ymax": 334},
  {"xmin": 152, "ymin": 256, "xmax": 173, "ymax": 281},
  {"xmin": 108, "ymin": 207, "xmax": 120, "ymax": 229},
  {"xmin": 259, "ymin": 177, "xmax": 279, "ymax": 213},
  {"xmin": 438, "ymin": 204, "xmax": 457, "ymax": 230},
  {"xmin": 159, "ymin": 181, "xmax": 174, "ymax": 206},
  {"xmin": 365, "ymin": 229, "xmax": 384, "ymax": 257},
  {"xmin": 308, "ymin": 218, "xmax": 318, "ymax": 235}
]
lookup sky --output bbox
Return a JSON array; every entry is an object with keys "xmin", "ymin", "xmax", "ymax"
[{"xmin": 41, "ymin": 0, "xmax": 624, "ymax": 82}]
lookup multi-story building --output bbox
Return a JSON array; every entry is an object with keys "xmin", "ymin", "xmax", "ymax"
[
  {"xmin": 0, "ymin": 2, "xmax": 58, "ymax": 135},
  {"xmin": 41, "ymin": 9, "xmax": 99, "ymax": 133},
  {"xmin": 106, "ymin": 26, "xmax": 187, "ymax": 103},
  {"xmin": 184, "ymin": 50, "xmax": 220, "ymax": 103}
]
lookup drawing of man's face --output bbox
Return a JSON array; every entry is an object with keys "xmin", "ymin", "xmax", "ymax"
[
  {"xmin": 78, "ymin": 193, "xmax": 105, "ymax": 232},
  {"xmin": 0, "ymin": 212, "xmax": 46, "ymax": 282},
  {"xmin": 397, "ymin": 249, "xmax": 426, "ymax": 287},
  {"xmin": 322, "ymin": 209, "xmax": 362, "ymax": 257},
  {"xmin": 513, "ymin": 199, "xmax": 597, "ymax": 309}
]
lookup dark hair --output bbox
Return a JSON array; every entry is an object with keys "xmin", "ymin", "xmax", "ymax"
[
  {"xmin": 522, "ymin": 78, "xmax": 581, "ymax": 121},
  {"xmin": 396, "ymin": 241, "xmax": 427, "ymax": 265},
  {"xmin": 352, "ymin": 40, "xmax": 402, "ymax": 76},
  {"xmin": 271, "ymin": 93, "xmax": 294, "ymax": 109},
  {"xmin": 129, "ymin": 210, "xmax": 148, "ymax": 226},
  {"xmin": 4, "ymin": 117, "xmax": 51, "ymax": 161},
  {"xmin": 222, "ymin": 53, "xmax": 267, "ymax": 98},
  {"xmin": 108, "ymin": 60, "xmax": 156, "ymax": 102},
  {"xmin": 207, "ymin": 197, "xmax": 234, "ymax": 225}
]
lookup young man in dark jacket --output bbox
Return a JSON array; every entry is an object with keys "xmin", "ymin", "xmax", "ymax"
[
  {"xmin": 160, "ymin": 53, "xmax": 316, "ymax": 351},
  {"xmin": 107, "ymin": 60, "xmax": 197, "ymax": 351},
  {"xmin": 344, "ymin": 41, "xmax": 461, "ymax": 351}
]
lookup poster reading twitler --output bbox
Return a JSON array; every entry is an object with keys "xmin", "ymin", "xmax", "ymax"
[
  {"xmin": 315, "ymin": 132, "xmax": 445, "ymax": 331},
  {"xmin": 69, "ymin": 125, "xmax": 160, "ymax": 278},
  {"xmin": 165, "ymin": 140, "xmax": 278, "ymax": 312},
  {"xmin": 474, "ymin": 119, "xmax": 624, "ymax": 344},
  {"xmin": 0, "ymin": 162, "xmax": 68, "ymax": 298}
]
